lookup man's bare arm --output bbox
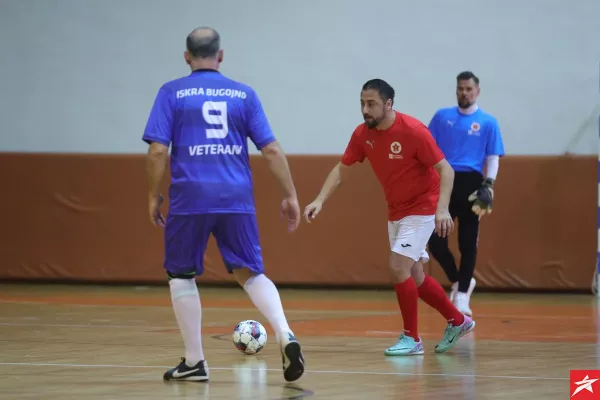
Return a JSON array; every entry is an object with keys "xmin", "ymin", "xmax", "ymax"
[
  {"xmin": 260, "ymin": 140, "xmax": 297, "ymax": 199},
  {"xmin": 303, "ymin": 161, "xmax": 353, "ymax": 222},
  {"xmin": 315, "ymin": 161, "xmax": 352, "ymax": 204},
  {"xmin": 433, "ymin": 158, "xmax": 454, "ymax": 211},
  {"xmin": 146, "ymin": 142, "xmax": 169, "ymax": 199}
]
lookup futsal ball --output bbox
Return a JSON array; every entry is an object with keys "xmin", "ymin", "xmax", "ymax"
[{"xmin": 232, "ymin": 320, "xmax": 268, "ymax": 355}]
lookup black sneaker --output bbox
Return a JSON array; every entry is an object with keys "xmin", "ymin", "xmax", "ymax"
[
  {"xmin": 280, "ymin": 332, "xmax": 305, "ymax": 382},
  {"xmin": 163, "ymin": 358, "xmax": 209, "ymax": 382}
]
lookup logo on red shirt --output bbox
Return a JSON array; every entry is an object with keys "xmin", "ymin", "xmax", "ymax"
[
  {"xmin": 389, "ymin": 141, "xmax": 403, "ymax": 159},
  {"xmin": 570, "ymin": 370, "xmax": 600, "ymax": 399}
]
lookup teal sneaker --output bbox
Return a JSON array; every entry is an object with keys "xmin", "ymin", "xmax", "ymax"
[
  {"xmin": 384, "ymin": 332, "xmax": 424, "ymax": 356},
  {"xmin": 434, "ymin": 315, "xmax": 475, "ymax": 353}
]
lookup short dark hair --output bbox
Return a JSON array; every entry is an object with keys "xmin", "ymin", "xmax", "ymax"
[
  {"xmin": 456, "ymin": 71, "xmax": 479, "ymax": 85},
  {"xmin": 186, "ymin": 27, "xmax": 220, "ymax": 58},
  {"xmin": 362, "ymin": 79, "xmax": 395, "ymax": 104}
]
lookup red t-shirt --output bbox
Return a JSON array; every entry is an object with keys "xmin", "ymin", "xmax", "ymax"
[{"xmin": 341, "ymin": 111, "xmax": 445, "ymax": 221}]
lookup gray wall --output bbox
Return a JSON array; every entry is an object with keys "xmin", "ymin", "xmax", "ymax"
[{"xmin": 0, "ymin": 0, "xmax": 598, "ymax": 154}]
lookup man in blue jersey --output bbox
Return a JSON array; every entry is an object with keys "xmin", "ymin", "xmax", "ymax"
[
  {"xmin": 427, "ymin": 71, "xmax": 505, "ymax": 316},
  {"xmin": 143, "ymin": 27, "xmax": 304, "ymax": 383}
]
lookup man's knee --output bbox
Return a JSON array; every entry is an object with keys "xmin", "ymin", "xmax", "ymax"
[
  {"xmin": 410, "ymin": 262, "xmax": 426, "ymax": 286},
  {"xmin": 458, "ymin": 232, "xmax": 478, "ymax": 254},
  {"xmin": 167, "ymin": 270, "xmax": 196, "ymax": 280},
  {"xmin": 167, "ymin": 272, "xmax": 199, "ymax": 300},
  {"xmin": 232, "ymin": 267, "xmax": 261, "ymax": 287},
  {"xmin": 458, "ymin": 242, "xmax": 477, "ymax": 256},
  {"xmin": 389, "ymin": 251, "xmax": 417, "ymax": 283},
  {"xmin": 457, "ymin": 215, "xmax": 479, "ymax": 249}
]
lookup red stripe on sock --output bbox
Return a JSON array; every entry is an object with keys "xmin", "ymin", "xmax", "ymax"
[
  {"xmin": 393, "ymin": 278, "xmax": 419, "ymax": 341},
  {"xmin": 418, "ymin": 275, "xmax": 464, "ymax": 327}
]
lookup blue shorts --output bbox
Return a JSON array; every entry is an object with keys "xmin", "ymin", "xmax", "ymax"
[{"xmin": 163, "ymin": 213, "xmax": 264, "ymax": 277}]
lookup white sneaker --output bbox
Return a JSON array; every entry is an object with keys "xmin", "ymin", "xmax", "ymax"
[
  {"xmin": 454, "ymin": 292, "xmax": 472, "ymax": 316},
  {"xmin": 452, "ymin": 278, "xmax": 476, "ymax": 314},
  {"xmin": 449, "ymin": 282, "xmax": 458, "ymax": 302}
]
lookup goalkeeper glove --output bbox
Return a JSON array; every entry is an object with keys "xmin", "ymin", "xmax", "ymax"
[{"xmin": 468, "ymin": 178, "xmax": 494, "ymax": 217}]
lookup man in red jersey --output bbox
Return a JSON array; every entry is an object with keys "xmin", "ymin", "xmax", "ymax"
[{"xmin": 304, "ymin": 79, "xmax": 475, "ymax": 356}]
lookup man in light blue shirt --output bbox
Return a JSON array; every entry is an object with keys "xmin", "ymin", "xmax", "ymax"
[{"xmin": 427, "ymin": 71, "xmax": 505, "ymax": 316}]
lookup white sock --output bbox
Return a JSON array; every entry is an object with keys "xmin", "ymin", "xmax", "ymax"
[
  {"xmin": 243, "ymin": 274, "xmax": 292, "ymax": 343},
  {"xmin": 169, "ymin": 278, "xmax": 204, "ymax": 366}
]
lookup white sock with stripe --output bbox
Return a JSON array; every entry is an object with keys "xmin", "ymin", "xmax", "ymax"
[
  {"xmin": 169, "ymin": 278, "xmax": 204, "ymax": 367},
  {"xmin": 243, "ymin": 274, "xmax": 292, "ymax": 344}
]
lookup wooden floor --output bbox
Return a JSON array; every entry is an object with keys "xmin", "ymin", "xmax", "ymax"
[{"xmin": 0, "ymin": 283, "xmax": 598, "ymax": 399}]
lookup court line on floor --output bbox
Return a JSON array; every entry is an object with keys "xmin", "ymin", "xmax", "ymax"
[
  {"xmin": 0, "ymin": 302, "xmax": 391, "ymax": 315},
  {"xmin": 0, "ymin": 361, "xmax": 568, "ymax": 381},
  {"xmin": 0, "ymin": 322, "xmax": 199, "ymax": 329},
  {"xmin": 0, "ymin": 300, "xmax": 594, "ymax": 320},
  {"xmin": 1, "ymin": 322, "xmax": 598, "ymax": 342},
  {"xmin": 1, "ymin": 321, "xmax": 598, "ymax": 336},
  {"xmin": 0, "ymin": 307, "xmax": 595, "ymax": 322}
]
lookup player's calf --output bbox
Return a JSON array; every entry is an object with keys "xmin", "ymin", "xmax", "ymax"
[
  {"xmin": 234, "ymin": 268, "xmax": 305, "ymax": 382},
  {"xmin": 388, "ymin": 251, "xmax": 422, "ymax": 357},
  {"xmin": 410, "ymin": 261, "xmax": 426, "ymax": 286},
  {"xmin": 163, "ymin": 358, "xmax": 209, "ymax": 382}
]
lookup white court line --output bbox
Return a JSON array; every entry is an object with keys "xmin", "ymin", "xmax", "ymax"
[
  {"xmin": 0, "ymin": 302, "xmax": 388, "ymax": 315},
  {"xmin": 364, "ymin": 330, "xmax": 599, "ymax": 339},
  {"xmin": 473, "ymin": 313, "xmax": 593, "ymax": 321},
  {"xmin": 0, "ymin": 322, "xmax": 441, "ymax": 339},
  {"xmin": 0, "ymin": 361, "xmax": 568, "ymax": 381},
  {"xmin": 0, "ymin": 300, "xmax": 593, "ymax": 320},
  {"xmin": 0, "ymin": 322, "xmax": 592, "ymax": 344},
  {"xmin": 0, "ymin": 322, "xmax": 175, "ymax": 329},
  {"xmin": 0, "ymin": 322, "xmax": 589, "ymax": 339}
]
